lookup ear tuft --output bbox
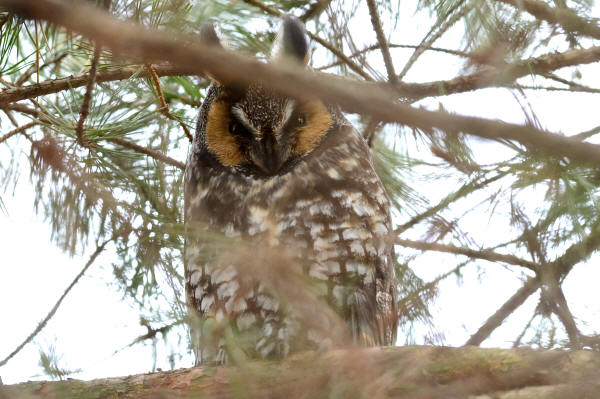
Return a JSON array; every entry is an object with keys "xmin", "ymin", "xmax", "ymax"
[
  {"xmin": 200, "ymin": 21, "xmax": 224, "ymax": 48},
  {"xmin": 271, "ymin": 16, "xmax": 310, "ymax": 65}
]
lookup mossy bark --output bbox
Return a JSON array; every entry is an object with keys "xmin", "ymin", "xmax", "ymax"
[{"xmin": 3, "ymin": 346, "xmax": 600, "ymax": 399}]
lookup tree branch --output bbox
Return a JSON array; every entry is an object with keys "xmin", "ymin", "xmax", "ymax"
[
  {"xmin": 107, "ymin": 137, "xmax": 185, "ymax": 170},
  {"xmin": 0, "ymin": 64, "xmax": 191, "ymax": 106},
  {"xmin": 497, "ymin": 0, "xmax": 600, "ymax": 41},
  {"xmin": 0, "ymin": 237, "xmax": 113, "ymax": 367},
  {"xmin": 465, "ymin": 277, "xmax": 540, "ymax": 346},
  {"xmin": 396, "ymin": 238, "xmax": 537, "ymax": 270},
  {"xmin": 0, "ymin": 121, "xmax": 35, "ymax": 144},
  {"xmin": 75, "ymin": 45, "xmax": 101, "ymax": 148},
  {"xmin": 366, "ymin": 0, "xmax": 397, "ymax": 84},
  {"xmin": 5, "ymin": 0, "xmax": 600, "ymax": 167}
]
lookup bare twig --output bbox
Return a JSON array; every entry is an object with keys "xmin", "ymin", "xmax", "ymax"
[
  {"xmin": 396, "ymin": 239, "xmax": 537, "ymax": 270},
  {"xmin": 497, "ymin": 0, "xmax": 600, "ymax": 41},
  {"xmin": 366, "ymin": 0, "xmax": 397, "ymax": 84},
  {"xmin": 0, "ymin": 121, "xmax": 36, "ymax": 144},
  {"xmin": 299, "ymin": 0, "xmax": 332, "ymax": 22},
  {"xmin": 0, "ymin": 237, "xmax": 113, "ymax": 367},
  {"xmin": 398, "ymin": 5, "xmax": 471, "ymax": 80},
  {"xmin": 317, "ymin": 43, "xmax": 469, "ymax": 70},
  {"xmin": 6, "ymin": 0, "xmax": 600, "ymax": 166},
  {"xmin": 465, "ymin": 277, "xmax": 541, "ymax": 346},
  {"xmin": 15, "ymin": 52, "xmax": 67, "ymax": 86},
  {"xmin": 108, "ymin": 137, "xmax": 185, "ymax": 170},
  {"xmin": 145, "ymin": 63, "xmax": 193, "ymax": 141},
  {"xmin": 75, "ymin": 45, "xmax": 101, "ymax": 148}
]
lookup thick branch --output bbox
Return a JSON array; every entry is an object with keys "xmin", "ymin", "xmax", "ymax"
[
  {"xmin": 497, "ymin": 0, "xmax": 600, "ymax": 41},
  {"xmin": 396, "ymin": 239, "xmax": 537, "ymax": 270},
  {"xmin": 4, "ymin": 346, "xmax": 600, "ymax": 398},
  {"xmin": 5, "ymin": 0, "xmax": 600, "ymax": 166},
  {"xmin": 465, "ymin": 277, "xmax": 541, "ymax": 346},
  {"xmin": 0, "ymin": 64, "xmax": 191, "ymax": 106}
]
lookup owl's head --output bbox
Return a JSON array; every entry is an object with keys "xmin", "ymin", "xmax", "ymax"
[{"xmin": 196, "ymin": 17, "xmax": 336, "ymax": 177}]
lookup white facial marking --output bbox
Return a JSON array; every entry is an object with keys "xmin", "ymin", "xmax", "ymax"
[{"xmin": 231, "ymin": 106, "xmax": 261, "ymax": 139}]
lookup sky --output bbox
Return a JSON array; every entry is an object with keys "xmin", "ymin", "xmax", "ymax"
[{"xmin": 1, "ymin": 0, "xmax": 600, "ymax": 385}]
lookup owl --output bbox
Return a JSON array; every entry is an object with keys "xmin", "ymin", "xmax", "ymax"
[{"xmin": 184, "ymin": 16, "xmax": 397, "ymax": 364}]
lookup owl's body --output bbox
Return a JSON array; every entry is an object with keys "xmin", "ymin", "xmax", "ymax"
[{"xmin": 184, "ymin": 18, "xmax": 397, "ymax": 364}]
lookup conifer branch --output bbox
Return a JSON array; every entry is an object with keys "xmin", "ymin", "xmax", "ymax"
[
  {"xmin": 0, "ymin": 121, "xmax": 36, "ymax": 144},
  {"xmin": 108, "ymin": 137, "xmax": 185, "ymax": 170},
  {"xmin": 396, "ymin": 239, "xmax": 537, "ymax": 270},
  {"xmin": 366, "ymin": 0, "xmax": 397, "ymax": 84},
  {"xmin": 317, "ymin": 44, "xmax": 469, "ymax": 70},
  {"xmin": 75, "ymin": 44, "xmax": 101, "ymax": 148},
  {"xmin": 0, "ymin": 65, "xmax": 191, "ymax": 106},
  {"xmin": 145, "ymin": 63, "xmax": 193, "ymax": 142},
  {"xmin": 497, "ymin": 0, "xmax": 600, "ymax": 41}
]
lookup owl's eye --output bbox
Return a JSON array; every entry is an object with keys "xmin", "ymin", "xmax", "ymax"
[
  {"xmin": 296, "ymin": 114, "xmax": 307, "ymax": 127},
  {"xmin": 228, "ymin": 121, "xmax": 245, "ymax": 136}
]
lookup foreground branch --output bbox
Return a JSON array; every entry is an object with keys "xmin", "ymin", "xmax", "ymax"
[
  {"xmin": 5, "ymin": 0, "xmax": 600, "ymax": 166},
  {"xmin": 4, "ymin": 346, "xmax": 600, "ymax": 398}
]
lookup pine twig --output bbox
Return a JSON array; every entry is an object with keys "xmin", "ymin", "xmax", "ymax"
[
  {"xmin": 496, "ymin": 0, "xmax": 600, "ymax": 41},
  {"xmin": 145, "ymin": 63, "xmax": 193, "ymax": 142},
  {"xmin": 0, "ymin": 237, "xmax": 113, "ymax": 367},
  {"xmin": 108, "ymin": 137, "xmax": 185, "ymax": 170},
  {"xmin": 75, "ymin": 45, "xmax": 102, "ymax": 148},
  {"xmin": 317, "ymin": 43, "xmax": 469, "ymax": 70},
  {"xmin": 0, "ymin": 122, "xmax": 36, "ymax": 144},
  {"xmin": 366, "ymin": 0, "xmax": 397, "ymax": 84}
]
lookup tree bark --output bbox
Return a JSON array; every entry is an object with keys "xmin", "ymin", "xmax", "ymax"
[{"xmin": 3, "ymin": 346, "xmax": 600, "ymax": 398}]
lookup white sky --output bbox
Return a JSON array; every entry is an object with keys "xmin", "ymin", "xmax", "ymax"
[{"xmin": 1, "ymin": 0, "xmax": 600, "ymax": 385}]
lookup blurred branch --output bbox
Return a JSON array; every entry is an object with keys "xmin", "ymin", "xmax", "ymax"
[
  {"xmin": 396, "ymin": 239, "xmax": 537, "ymax": 270},
  {"xmin": 497, "ymin": 0, "xmax": 600, "ymax": 40},
  {"xmin": 5, "ymin": 0, "xmax": 600, "ymax": 166},
  {"xmin": 0, "ymin": 121, "xmax": 35, "ymax": 144},
  {"xmin": 299, "ymin": 0, "xmax": 332, "ymax": 22},
  {"xmin": 317, "ymin": 43, "xmax": 469, "ymax": 70},
  {"xmin": 465, "ymin": 277, "xmax": 540, "ymax": 346},
  {"xmin": 15, "ymin": 52, "xmax": 67, "ymax": 86},
  {"xmin": 4, "ymin": 346, "xmax": 600, "ymax": 398},
  {"xmin": 366, "ymin": 0, "xmax": 397, "ymax": 84},
  {"xmin": 0, "ymin": 236, "xmax": 114, "ymax": 368}
]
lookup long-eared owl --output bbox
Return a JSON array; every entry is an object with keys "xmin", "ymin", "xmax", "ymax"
[{"xmin": 184, "ymin": 16, "xmax": 397, "ymax": 364}]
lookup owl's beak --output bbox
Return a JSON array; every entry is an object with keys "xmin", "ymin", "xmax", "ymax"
[{"xmin": 249, "ymin": 137, "xmax": 290, "ymax": 175}]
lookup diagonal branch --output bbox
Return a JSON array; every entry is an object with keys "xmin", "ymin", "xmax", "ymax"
[
  {"xmin": 497, "ymin": 0, "xmax": 600, "ymax": 41},
  {"xmin": 75, "ymin": 44, "xmax": 101, "ymax": 148},
  {"xmin": 0, "ymin": 236, "xmax": 114, "ymax": 367},
  {"xmin": 365, "ymin": 0, "xmax": 397, "ymax": 84},
  {"xmin": 465, "ymin": 277, "xmax": 541, "ymax": 346},
  {"xmin": 0, "ymin": 121, "xmax": 36, "ymax": 144},
  {"xmin": 108, "ymin": 137, "xmax": 185, "ymax": 170}
]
